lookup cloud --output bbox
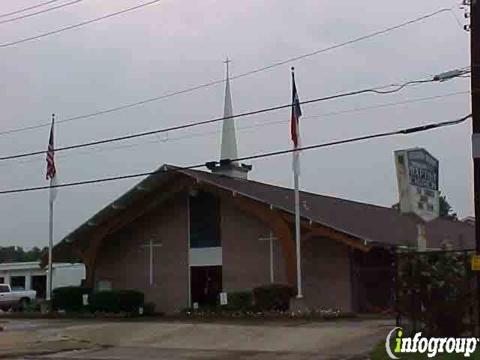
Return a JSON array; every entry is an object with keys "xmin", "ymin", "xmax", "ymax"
[{"xmin": 0, "ymin": 0, "xmax": 472, "ymax": 248}]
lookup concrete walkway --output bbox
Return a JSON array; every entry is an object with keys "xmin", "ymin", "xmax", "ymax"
[{"xmin": 0, "ymin": 318, "xmax": 393, "ymax": 359}]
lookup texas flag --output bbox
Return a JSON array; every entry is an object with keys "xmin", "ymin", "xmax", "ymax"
[{"xmin": 290, "ymin": 69, "xmax": 302, "ymax": 174}]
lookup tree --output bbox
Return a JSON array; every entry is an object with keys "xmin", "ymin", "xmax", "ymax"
[
  {"xmin": 397, "ymin": 251, "xmax": 473, "ymax": 336},
  {"xmin": 439, "ymin": 194, "xmax": 457, "ymax": 220},
  {"xmin": 392, "ymin": 192, "xmax": 457, "ymax": 220},
  {"xmin": 0, "ymin": 246, "xmax": 47, "ymax": 263}
]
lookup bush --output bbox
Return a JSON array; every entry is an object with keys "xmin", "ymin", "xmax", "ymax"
[
  {"xmin": 89, "ymin": 290, "xmax": 144, "ymax": 314},
  {"xmin": 397, "ymin": 251, "xmax": 474, "ymax": 336},
  {"xmin": 90, "ymin": 291, "xmax": 121, "ymax": 313},
  {"xmin": 226, "ymin": 290, "xmax": 253, "ymax": 311},
  {"xmin": 143, "ymin": 301, "xmax": 156, "ymax": 315},
  {"xmin": 253, "ymin": 284, "xmax": 294, "ymax": 311},
  {"xmin": 23, "ymin": 300, "xmax": 40, "ymax": 313},
  {"xmin": 52, "ymin": 286, "xmax": 91, "ymax": 312},
  {"xmin": 119, "ymin": 290, "xmax": 144, "ymax": 313}
]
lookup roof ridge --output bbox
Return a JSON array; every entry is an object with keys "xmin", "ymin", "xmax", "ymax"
[{"xmin": 183, "ymin": 167, "xmax": 398, "ymax": 213}]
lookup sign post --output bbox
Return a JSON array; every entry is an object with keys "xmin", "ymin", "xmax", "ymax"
[{"xmin": 219, "ymin": 292, "xmax": 228, "ymax": 306}]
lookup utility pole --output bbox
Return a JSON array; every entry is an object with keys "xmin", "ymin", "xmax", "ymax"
[{"xmin": 470, "ymin": 0, "xmax": 480, "ymax": 335}]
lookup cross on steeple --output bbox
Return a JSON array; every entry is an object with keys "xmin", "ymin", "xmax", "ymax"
[
  {"xmin": 220, "ymin": 57, "xmax": 237, "ymax": 163},
  {"xmin": 205, "ymin": 57, "xmax": 252, "ymax": 179},
  {"xmin": 223, "ymin": 57, "xmax": 231, "ymax": 79}
]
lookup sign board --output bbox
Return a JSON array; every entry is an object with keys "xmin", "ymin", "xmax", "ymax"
[
  {"xmin": 472, "ymin": 255, "xmax": 480, "ymax": 271},
  {"xmin": 406, "ymin": 149, "xmax": 439, "ymax": 190},
  {"xmin": 219, "ymin": 292, "xmax": 228, "ymax": 306},
  {"xmin": 395, "ymin": 148, "xmax": 440, "ymax": 222}
]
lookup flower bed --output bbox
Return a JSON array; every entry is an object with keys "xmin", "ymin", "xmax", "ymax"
[{"xmin": 180, "ymin": 307, "xmax": 354, "ymax": 321}]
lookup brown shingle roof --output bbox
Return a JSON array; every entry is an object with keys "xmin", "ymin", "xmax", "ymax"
[
  {"xmin": 58, "ymin": 164, "xmax": 474, "ymax": 254},
  {"xmin": 178, "ymin": 167, "xmax": 474, "ymax": 250}
]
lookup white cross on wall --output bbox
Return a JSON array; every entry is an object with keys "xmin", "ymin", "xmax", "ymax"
[
  {"xmin": 258, "ymin": 231, "xmax": 277, "ymax": 284},
  {"xmin": 141, "ymin": 239, "xmax": 163, "ymax": 286}
]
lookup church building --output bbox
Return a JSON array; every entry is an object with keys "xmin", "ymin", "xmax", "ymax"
[{"xmin": 50, "ymin": 64, "xmax": 474, "ymax": 314}]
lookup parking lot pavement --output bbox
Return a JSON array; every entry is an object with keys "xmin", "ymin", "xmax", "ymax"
[
  {"xmin": 0, "ymin": 318, "xmax": 392, "ymax": 359},
  {"xmin": 0, "ymin": 319, "xmax": 97, "ymax": 359},
  {"xmin": 22, "ymin": 347, "xmax": 371, "ymax": 360}
]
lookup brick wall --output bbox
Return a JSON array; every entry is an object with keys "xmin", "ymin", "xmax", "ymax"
[
  {"xmin": 95, "ymin": 194, "xmax": 189, "ymax": 314},
  {"xmin": 302, "ymin": 236, "xmax": 353, "ymax": 312},
  {"xmin": 94, "ymin": 190, "xmax": 353, "ymax": 313},
  {"xmin": 222, "ymin": 199, "xmax": 288, "ymax": 291}
]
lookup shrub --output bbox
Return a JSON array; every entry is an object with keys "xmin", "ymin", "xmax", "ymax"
[
  {"xmin": 52, "ymin": 286, "xmax": 91, "ymax": 312},
  {"xmin": 118, "ymin": 290, "xmax": 144, "ymax": 313},
  {"xmin": 226, "ymin": 290, "xmax": 253, "ymax": 311},
  {"xmin": 23, "ymin": 300, "xmax": 40, "ymax": 313},
  {"xmin": 253, "ymin": 284, "xmax": 294, "ymax": 311},
  {"xmin": 89, "ymin": 290, "xmax": 144, "ymax": 314},
  {"xmin": 397, "ymin": 251, "xmax": 474, "ymax": 336},
  {"xmin": 90, "ymin": 291, "xmax": 121, "ymax": 313},
  {"xmin": 143, "ymin": 301, "xmax": 156, "ymax": 315}
]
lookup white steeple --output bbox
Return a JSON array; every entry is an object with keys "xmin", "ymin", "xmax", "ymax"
[
  {"xmin": 220, "ymin": 58, "xmax": 239, "ymax": 162},
  {"xmin": 207, "ymin": 58, "xmax": 252, "ymax": 179}
]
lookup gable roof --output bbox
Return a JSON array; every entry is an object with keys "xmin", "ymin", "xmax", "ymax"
[
  {"xmin": 178, "ymin": 167, "xmax": 474, "ymax": 250},
  {"xmin": 57, "ymin": 164, "xmax": 474, "ymax": 255}
]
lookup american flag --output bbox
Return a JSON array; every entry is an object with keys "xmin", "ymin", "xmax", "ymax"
[
  {"xmin": 46, "ymin": 116, "xmax": 56, "ymax": 181},
  {"xmin": 290, "ymin": 70, "xmax": 302, "ymax": 148}
]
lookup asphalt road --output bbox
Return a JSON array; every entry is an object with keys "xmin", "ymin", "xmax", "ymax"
[
  {"xmin": 0, "ymin": 317, "xmax": 392, "ymax": 359},
  {"xmin": 32, "ymin": 347, "xmax": 372, "ymax": 360}
]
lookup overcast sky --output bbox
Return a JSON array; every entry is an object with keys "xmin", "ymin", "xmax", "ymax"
[{"xmin": 0, "ymin": 0, "xmax": 472, "ymax": 249}]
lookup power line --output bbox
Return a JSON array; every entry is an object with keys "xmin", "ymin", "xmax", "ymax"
[
  {"xmin": 0, "ymin": 0, "xmax": 163, "ymax": 48},
  {"xmin": 448, "ymin": 4, "xmax": 466, "ymax": 29},
  {"xmin": 233, "ymin": 114, "xmax": 472, "ymax": 163},
  {"xmin": 0, "ymin": 113, "xmax": 471, "ymax": 196},
  {"xmin": 0, "ymin": 78, "xmax": 439, "ymax": 162},
  {"xmin": 73, "ymin": 89, "xmax": 472, "ymax": 150},
  {"xmin": 230, "ymin": 8, "xmax": 457, "ymax": 80},
  {"xmin": 0, "ymin": 89, "xmax": 469, "ymax": 169},
  {"xmin": 0, "ymin": 0, "xmax": 61, "ymax": 18},
  {"xmin": 61, "ymin": 89, "xmax": 473, "ymax": 147},
  {"xmin": 0, "ymin": 6, "xmax": 458, "ymax": 136},
  {"xmin": 0, "ymin": 0, "xmax": 84, "ymax": 26},
  {"xmin": 304, "ymin": 90, "xmax": 471, "ymax": 119}
]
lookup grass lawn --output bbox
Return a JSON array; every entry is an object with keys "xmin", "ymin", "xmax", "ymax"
[{"xmin": 371, "ymin": 341, "xmax": 480, "ymax": 359}]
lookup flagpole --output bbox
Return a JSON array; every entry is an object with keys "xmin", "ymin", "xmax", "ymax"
[
  {"xmin": 291, "ymin": 67, "xmax": 303, "ymax": 299},
  {"xmin": 46, "ymin": 113, "xmax": 55, "ymax": 301},
  {"xmin": 294, "ymin": 162, "xmax": 302, "ymax": 298},
  {"xmin": 47, "ymin": 183, "xmax": 54, "ymax": 300}
]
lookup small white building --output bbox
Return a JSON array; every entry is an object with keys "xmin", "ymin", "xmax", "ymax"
[{"xmin": 0, "ymin": 262, "xmax": 85, "ymax": 299}]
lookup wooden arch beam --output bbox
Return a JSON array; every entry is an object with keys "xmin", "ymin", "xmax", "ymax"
[
  {"xmin": 231, "ymin": 196, "xmax": 296, "ymax": 286},
  {"xmin": 195, "ymin": 188, "xmax": 297, "ymax": 286},
  {"xmin": 281, "ymin": 211, "xmax": 372, "ymax": 252},
  {"xmin": 70, "ymin": 176, "xmax": 194, "ymax": 287},
  {"xmin": 193, "ymin": 183, "xmax": 297, "ymax": 285},
  {"xmin": 303, "ymin": 225, "xmax": 372, "ymax": 252}
]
